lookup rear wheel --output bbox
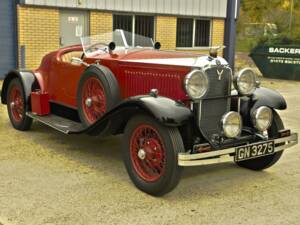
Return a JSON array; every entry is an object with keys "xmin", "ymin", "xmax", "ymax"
[
  {"xmin": 123, "ymin": 114, "xmax": 184, "ymax": 196},
  {"xmin": 236, "ymin": 111, "xmax": 284, "ymax": 171},
  {"xmin": 6, "ymin": 78, "xmax": 32, "ymax": 131}
]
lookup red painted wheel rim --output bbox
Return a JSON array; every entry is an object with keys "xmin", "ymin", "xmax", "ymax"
[
  {"xmin": 130, "ymin": 124, "xmax": 166, "ymax": 182},
  {"xmin": 9, "ymin": 85, "xmax": 24, "ymax": 123},
  {"xmin": 81, "ymin": 77, "xmax": 106, "ymax": 124}
]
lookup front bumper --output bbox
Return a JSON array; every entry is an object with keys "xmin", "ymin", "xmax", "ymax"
[{"xmin": 178, "ymin": 133, "xmax": 298, "ymax": 167}]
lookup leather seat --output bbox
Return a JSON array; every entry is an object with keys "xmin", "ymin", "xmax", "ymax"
[{"xmin": 61, "ymin": 51, "xmax": 83, "ymax": 63}]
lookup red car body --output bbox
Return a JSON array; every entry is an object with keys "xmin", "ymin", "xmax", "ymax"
[
  {"xmin": 36, "ymin": 45, "xmax": 194, "ymax": 108},
  {"xmin": 1, "ymin": 31, "xmax": 297, "ymax": 196}
]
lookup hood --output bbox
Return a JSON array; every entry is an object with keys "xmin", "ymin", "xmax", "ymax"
[{"xmin": 118, "ymin": 48, "xmax": 229, "ymax": 68}]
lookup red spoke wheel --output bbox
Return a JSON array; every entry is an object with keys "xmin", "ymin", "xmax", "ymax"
[
  {"xmin": 81, "ymin": 77, "xmax": 107, "ymax": 124},
  {"xmin": 123, "ymin": 114, "xmax": 185, "ymax": 196},
  {"xmin": 77, "ymin": 66, "xmax": 120, "ymax": 128},
  {"xmin": 130, "ymin": 124, "xmax": 166, "ymax": 182},
  {"xmin": 6, "ymin": 78, "xmax": 32, "ymax": 131}
]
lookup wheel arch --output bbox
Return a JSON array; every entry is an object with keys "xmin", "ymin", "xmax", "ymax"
[
  {"xmin": 239, "ymin": 87, "xmax": 287, "ymax": 126},
  {"xmin": 1, "ymin": 70, "xmax": 39, "ymax": 105},
  {"xmin": 76, "ymin": 95, "xmax": 192, "ymax": 136}
]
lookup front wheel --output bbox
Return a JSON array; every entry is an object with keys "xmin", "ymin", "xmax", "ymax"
[
  {"xmin": 123, "ymin": 114, "xmax": 185, "ymax": 196},
  {"xmin": 236, "ymin": 111, "xmax": 284, "ymax": 171}
]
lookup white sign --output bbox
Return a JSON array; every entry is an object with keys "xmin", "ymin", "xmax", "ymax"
[
  {"xmin": 76, "ymin": 25, "xmax": 83, "ymax": 37},
  {"xmin": 269, "ymin": 47, "xmax": 300, "ymax": 55},
  {"xmin": 68, "ymin": 16, "xmax": 79, "ymax": 23}
]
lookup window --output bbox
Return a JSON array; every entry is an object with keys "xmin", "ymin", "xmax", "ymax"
[
  {"xmin": 113, "ymin": 15, "xmax": 133, "ymax": 33},
  {"xmin": 113, "ymin": 14, "xmax": 154, "ymax": 46},
  {"xmin": 176, "ymin": 18, "xmax": 193, "ymax": 47},
  {"xmin": 135, "ymin": 15, "xmax": 154, "ymax": 40},
  {"xmin": 195, "ymin": 20, "xmax": 210, "ymax": 47},
  {"xmin": 176, "ymin": 18, "xmax": 211, "ymax": 48}
]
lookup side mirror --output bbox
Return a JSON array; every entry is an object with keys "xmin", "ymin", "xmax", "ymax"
[
  {"xmin": 154, "ymin": 42, "xmax": 161, "ymax": 50},
  {"xmin": 108, "ymin": 42, "xmax": 116, "ymax": 52},
  {"xmin": 71, "ymin": 57, "xmax": 89, "ymax": 67}
]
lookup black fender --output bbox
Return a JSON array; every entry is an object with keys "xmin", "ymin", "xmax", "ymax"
[
  {"xmin": 239, "ymin": 87, "xmax": 287, "ymax": 126},
  {"xmin": 1, "ymin": 70, "xmax": 38, "ymax": 105},
  {"xmin": 72, "ymin": 95, "xmax": 192, "ymax": 135}
]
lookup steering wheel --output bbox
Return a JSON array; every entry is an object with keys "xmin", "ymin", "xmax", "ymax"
[{"xmin": 84, "ymin": 42, "xmax": 108, "ymax": 54}]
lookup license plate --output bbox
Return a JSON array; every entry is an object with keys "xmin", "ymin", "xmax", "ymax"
[{"xmin": 235, "ymin": 140, "xmax": 275, "ymax": 162}]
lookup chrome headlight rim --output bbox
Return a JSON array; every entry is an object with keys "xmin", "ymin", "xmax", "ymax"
[
  {"xmin": 234, "ymin": 68, "xmax": 257, "ymax": 96},
  {"xmin": 252, "ymin": 106, "xmax": 273, "ymax": 131},
  {"xmin": 184, "ymin": 70, "xmax": 209, "ymax": 100},
  {"xmin": 221, "ymin": 111, "xmax": 242, "ymax": 138}
]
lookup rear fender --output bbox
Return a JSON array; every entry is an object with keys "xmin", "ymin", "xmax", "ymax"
[
  {"xmin": 1, "ymin": 70, "xmax": 38, "ymax": 105},
  {"xmin": 75, "ymin": 95, "xmax": 192, "ymax": 135}
]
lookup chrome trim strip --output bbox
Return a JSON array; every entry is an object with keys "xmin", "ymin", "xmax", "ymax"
[{"xmin": 178, "ymin": 133, "xmax": 298, "ymax": 166}]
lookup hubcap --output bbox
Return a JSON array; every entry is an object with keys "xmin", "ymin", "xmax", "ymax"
[
  {"xmin": 130, "ymin": 124, "xmax": 166, "ymax": 182},
  {"xmin": 138, "ymin": 149, "xmax": 146, "ymax": 160},
  {"xmin": 85, "ymin": 98, "xmax": 92, "ymax": 107},
  {"xmin": 81, "ymin": 77, "xmax": 106, "ymax": 124}
]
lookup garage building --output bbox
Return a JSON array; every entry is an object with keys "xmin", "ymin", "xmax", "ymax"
[{"xmin": 0, "ymin": 0, "xmax": 237, "ymax": 78}]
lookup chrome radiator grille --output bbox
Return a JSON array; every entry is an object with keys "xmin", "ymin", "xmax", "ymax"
[{"xmin": 198, "ymin": 66, "xmax": 232, "ymax": 141}]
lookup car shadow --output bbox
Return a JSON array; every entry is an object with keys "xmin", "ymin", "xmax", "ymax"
[{"xmin": 19, "ymin": 121, "xmax": 283, "ymax": 198}]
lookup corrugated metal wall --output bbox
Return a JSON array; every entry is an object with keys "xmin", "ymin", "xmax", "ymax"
[
  {"xmin": 22, "ymin": 0, "xmax": 228, "ymax": 18},
  {"xmin": 0, "ymin": 0, "xmax": 17, "ymax": 79}
]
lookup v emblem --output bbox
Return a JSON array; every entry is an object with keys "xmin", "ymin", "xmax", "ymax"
[{"xmin": 217, "ymin": 69, "xmax": 224, "ymax": 80}]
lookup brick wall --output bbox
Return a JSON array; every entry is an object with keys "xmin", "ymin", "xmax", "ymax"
[
  {"xmin": 18, "ymin": 6, "xmax": 59, "ymax": 69},
  {"xmin": 17, "ymin": 8, "xmax": 225, "ymax": 69},
  {"xmin": 212, "ymin": 19, "xmax": 225, "ymax": 55},
  {"xmin": 156, "ymin": 16, "xmax": 225, "ymax": 55},
  {"xmin": 90, "ymin": 11, "xmax": 112, "ymax": 36},
  {"xmin": 156, "ymin": 16, "xmax": 177, "ymax": 50},
  {"xmin": 212, "ymin": 19, "xmax": 225, "ymax": 47}
]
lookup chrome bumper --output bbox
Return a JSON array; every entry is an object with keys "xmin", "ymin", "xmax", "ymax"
[{"xmin": 178, "ymin": 133, "xmax": 298, "ymax": 167}]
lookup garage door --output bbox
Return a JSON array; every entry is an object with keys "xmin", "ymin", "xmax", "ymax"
[{"xmin": 0, "ymin": 0, "xmax": 17, "ymax": 79}]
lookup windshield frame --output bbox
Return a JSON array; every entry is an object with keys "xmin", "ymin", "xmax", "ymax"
[{"xmin": 81, "ymin": 29, "xmax": 154, "ymax": 57}]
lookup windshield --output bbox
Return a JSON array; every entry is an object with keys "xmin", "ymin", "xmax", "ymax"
[{"xmin": 81, "ymin": 29, "xmax": 154, "ymax": 57}]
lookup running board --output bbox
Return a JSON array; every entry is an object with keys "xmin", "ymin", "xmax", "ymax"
[{"xmin": 26, "ymin": 112, "xmax": 85, "ymax": 134}]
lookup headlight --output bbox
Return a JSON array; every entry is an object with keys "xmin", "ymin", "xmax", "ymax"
[
  {"xmin": 184, "ymin": 70, "xmax": 208, "ymax": 99},
  {"xmin": 234, "ymin": 68, "xmax": 257, "ymax": 96},
  {"xmin": 252, "ymin": 106, "xmax": 273, "ymax": 131},
  {"xmin": 221, "ymin": 112, "xmax": 242, "ymax": 138}
]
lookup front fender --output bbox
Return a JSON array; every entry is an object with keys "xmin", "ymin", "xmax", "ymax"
[
  {"xmin": 1, "ymin": 70, "xmax": 37, "ymax": 104},
  {"xmin": 240, "ymin": 87, "xmax": 287, "ymax": 126},
  {"xmin": 251, "ymin": 87, "xmax": 287, "ymax": 113},
  {"xmin": 74, "ymin": 95, "xmax": 192, "ymax": 135},
  {"xmin": 127, "ymin": 95, "xmax": 192, "ymax": 126}
]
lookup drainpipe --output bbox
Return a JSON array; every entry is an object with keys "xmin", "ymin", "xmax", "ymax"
[{"xmin": 224, "ymin": 0, "xmax": 240, "ymax": 70}]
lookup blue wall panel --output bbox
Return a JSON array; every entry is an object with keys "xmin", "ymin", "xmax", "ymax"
[{"xmin": 0, "ymin": 0, "xmax": 17, "ymax": 79}]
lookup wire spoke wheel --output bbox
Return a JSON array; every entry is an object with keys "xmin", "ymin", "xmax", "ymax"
[
  {"xmin": 6, "ymin": 78, "xmax": 32, "ymax": 131},
  {"xmin": 81, "ymin": 77, "xmax": 106, "ymax": 124},
  {"xmin": 130, "ymin": 124, "xmax": 166, "ymax": 182},
  {"xmin": 9, "ymin": 85, "xmax": 24, "ymax": 123},
  {"xmin": 123, "ymin": 115, "xmax": 185, "ymax": 196}
]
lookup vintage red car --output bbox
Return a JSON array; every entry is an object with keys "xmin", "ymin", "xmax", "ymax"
[{"xmin": 1, "ymin": 30, "xmax": 298, "ymax": 196}]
